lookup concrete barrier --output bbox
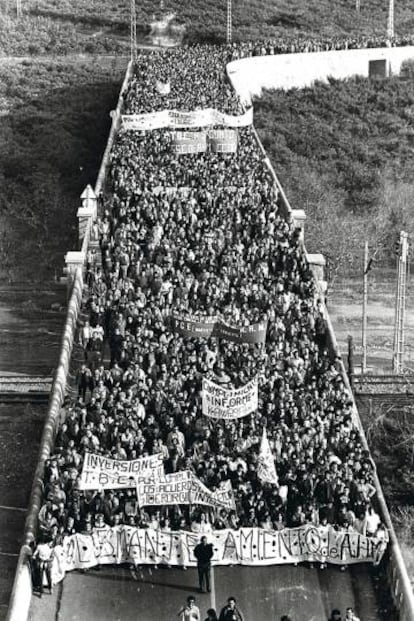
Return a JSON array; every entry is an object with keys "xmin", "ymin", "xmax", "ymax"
[
  {"xmin": 6, "ymin": 269, "xmax": 84, "ymax": 621},
  {"xmin": 6, "ymin": 59, "xmax": 135, "ymax": 621},
  {"xmin": 227, "ymin": 46, "xmax": 414, "ymax": 101}
]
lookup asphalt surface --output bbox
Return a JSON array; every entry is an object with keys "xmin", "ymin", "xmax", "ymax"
[{"xmin": 30, "ymin": 562, "xmax": 386, "ymax": 621}]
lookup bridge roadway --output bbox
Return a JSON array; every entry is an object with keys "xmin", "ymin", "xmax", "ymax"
[{"xmin": 30, "ymin": 562, "xmax": 388, "ymax": 620}]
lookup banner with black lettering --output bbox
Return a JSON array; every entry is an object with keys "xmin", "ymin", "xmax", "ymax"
[
  {"xmin": 209, "ymin": 129, "xmax": 238, "ymax": 153},
  {"xmin": 136, "ymin": 471, "xmax": 235, "ymax": 510},
  {"xmin": 121, "ymin": 107, "xmax": 253, "ymax": 130},
  {"xmin": 171, "ymin": 131, "xmax": 207, "ymax": 155},
  {"xmin": 168, "ymin": 314, "xmax": 267, "ymax": 345},
  {"xmin": 54, "ymin": 525, "xmax": 388, "ymax": 580},
  {"xmin": 202, "ymin": 377, "xmax": 258, "ymax": 419},
  {"xmin": 78, "ymin": 453, "xmax": 164, "ymax": 490}
]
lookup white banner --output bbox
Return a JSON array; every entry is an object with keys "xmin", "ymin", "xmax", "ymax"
[
  {"xmin": 121, "ymin": 107, "xmax": 253, "ymax": 130},
  {"xmin": 171, "ymin": 131, "xmax": 208, "ymax": 154},
  {"xmin": 78, "ymin": 453, "xmax": 164, "ymax": 490},
  {"xmin": 202, "ymin": 377, "xmax": 258, "ymax": 419},
  {"xmin": 257, "ymin": 428, "xmax": 279, "ymax": 485},
  {"xmin": 54, "ymin": 525, "xmax": 388, "ymax": 579},
  {"xmin": 136, "ymin": 471, "xmax": 235, "ymax": 510},
  {"xmin": 209, "ymin": 129, "xmax": 238, "ymax": 153}
]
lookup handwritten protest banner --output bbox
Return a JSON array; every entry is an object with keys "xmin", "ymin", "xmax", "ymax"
[
  {"xmin": 168, "ymin": 314, "xmax": 267, "ymax": 345},
  {"xmin": 55, "ymin": 525, "xmax": 388, "ymax": 579},
  {"xmin": 78, "ymin": 453, "xmax": 164, "ymax": 490},
  {"xmin": 202, "ymin": 377, "xmax": 258, "ymax": 419},
  {"xmin": 209, "ymin": 129, "xmax": 238, "ymax": 153},
  {"xmin": 136, "ymin": 471, "xmax": 235, "ymax": 510},
  {"xmin": 171, "ymin": 131, "xmax": 208, "ymax": 154},
  {"xmin": 121, "ymin": 107, "xmax": 253, "ymax": 130}
]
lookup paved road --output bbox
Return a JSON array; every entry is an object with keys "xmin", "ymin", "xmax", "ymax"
[{"xmin": 30, "ymin": 562, "xmax": 389, "ymax": 621}]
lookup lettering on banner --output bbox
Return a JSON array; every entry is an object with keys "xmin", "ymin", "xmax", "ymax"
[
  {"xmin": 202, "ymin": 377, "xmax": 258, "ymax": 420},
  {"xmin": 168, "ymin": 313, "xmax": 267, "ymax": 345},
  {"xmin": 121, "ymin": 107, "xmax": 253, "ymax": 131},
  {"xmin": 56, "ymin": 525, "xmax": 388, "ymax": 582},
  {"xmin": 78, "ymin": 453, "xmax": 164, "ymax": 490}
]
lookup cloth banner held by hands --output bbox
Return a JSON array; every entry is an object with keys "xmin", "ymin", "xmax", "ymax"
[{"xmin": 202, "ymin": 377, "xmax": 258, "ymax": 419}]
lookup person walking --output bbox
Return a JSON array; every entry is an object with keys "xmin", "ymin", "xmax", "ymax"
[
  {"xmin": 345, "ymin": 608, "xmax": 360, "ymax": 621},
  {"xmin": 32, "ymin": 538, "xmax": 55, "ymax": 596},
  {"xmin": 178, "ymin": 596, "xmax": 201, "ymax": 621},
  {"xmin": 194, "ymin": 536, "xmax": 214, "ymax": 593},
  {"xmin": 204, "ymin": 609, "xmax": 218, "ymax": 621},
  {"xmin": 218, "ymin": 596, "xmax": 244, "ymax": 621}
]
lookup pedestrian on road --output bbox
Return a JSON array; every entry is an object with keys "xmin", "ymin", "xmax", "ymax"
[
  {"xmin": 328, "ymin": 610, "xmax": 342, "ymax": 621},
  {"xmin": 32, "ymin": 538, "xmax": 54, "ymax": 596},
  {"xmin": 218, "ymin": 596, "xmax": 244, "ymax": 621},
  {"xmin": 178, "ymin": 596, "xmax": 201, "ymax": 621},
  {"xmin": 204, "ymin": 609, "xmax": 218, "ymax": 621},
  {"xmin": 194, "ymin": 535, "xmax": 214, "ymax": 593},
  {"xmin": 345, "ymin": 608, "xmax": 360, "ymax": 621}
]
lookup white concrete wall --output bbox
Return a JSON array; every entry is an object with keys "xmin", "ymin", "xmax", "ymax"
[{"xmin": 227, "ymin": 46, "xmax": 414, "ymax": 102}]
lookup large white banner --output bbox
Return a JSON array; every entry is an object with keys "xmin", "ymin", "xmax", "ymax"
[
  {"xmin": 54, "ymin": 525, "xmax": 388, "ymax": 579},
  {"xmin": 202, "ymin": 377, "xmax": 258, "ymax": 419},
  {"xmin": 78, "ymin": 453, "xmax": 164, "ymax": 490},
  {"xmin": 136, "ymin": 471, "xmax": 235, "ymax": 510},
  {"xmin": 121, "ymin": 107, "xmax": 253, "ymax": 130}
]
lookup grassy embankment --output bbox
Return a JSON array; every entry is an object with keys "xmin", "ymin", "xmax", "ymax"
[
  {"xmin": 1, "ymin": 0, "xmax": 414, "ymax": 54},
  {"xmin": 0, "ymin": 57, "xmax": 127, "ymax": 282},
  {"xmin": 254, "ymin": 72, "xmax": 414, "ymax": 280}
]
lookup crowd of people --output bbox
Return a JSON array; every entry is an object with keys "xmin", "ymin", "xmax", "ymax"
[
  {"xmin": 226, "ymin": 33, "xmax": 414, "ymax": 61},
  {"xmin": 37, "ymin": 43, "xmax": 387, "ymax": 563}
]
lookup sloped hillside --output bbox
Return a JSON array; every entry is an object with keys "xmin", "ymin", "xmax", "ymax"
[{"xmin": 1, "ymin": 0, "xmax": 414, "ymax": 54}]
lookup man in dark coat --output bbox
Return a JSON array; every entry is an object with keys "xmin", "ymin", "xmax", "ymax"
[{"xmin": 194, "ymin": 536, "xmax": 213, "ymax": 593}]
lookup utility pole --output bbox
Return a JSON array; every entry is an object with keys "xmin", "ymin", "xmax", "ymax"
[
  {"xmin": 387, "ymin": 0, "xmax": 395, "ymax": 40},
  {"xmin": 226, "ymin": 0, "xmax": 232, "ymax": 44},
  {"xmin": 348, "ymin": 335, "xmax": 355, "ymax": 390},
  {"xmin": 130, "ymin": 0, "xmax": 137, "ymax": 61},
  {"xmin": 361, "ymin": 240, "xmax": 369, "ymax": 374},
  {"xmin": 16, "ymin": 0, "xmax": 22, "ymax": 17},
  {"xmin": 393, "ymin": 231, "xmax": 409, "ymax": 374}
]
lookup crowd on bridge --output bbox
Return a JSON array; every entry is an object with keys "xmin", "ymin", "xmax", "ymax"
[
  {"xmin": 36, "ymin": 43, "xmax": 387, "ymax": 571},
  {"xmin": 226, "ymin": 32, "xmax": 414, "ymax": 60}
]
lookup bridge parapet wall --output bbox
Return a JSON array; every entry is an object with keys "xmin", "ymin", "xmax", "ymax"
[
  {"xmin": 6, "ymin": 61, "xmax": 134, "ymax": 621},
  {"xmin": 227, "ymin": 49, "xmax": 414, "ymax": 619}
]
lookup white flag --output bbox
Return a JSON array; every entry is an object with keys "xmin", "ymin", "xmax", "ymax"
[
  {"xmin": 156, "ymin": 80, "xmax": 171, "ymax": 95},
  {"xmin": 257, "ymin": 428, "xmax": 278, "ymax": 485}
]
